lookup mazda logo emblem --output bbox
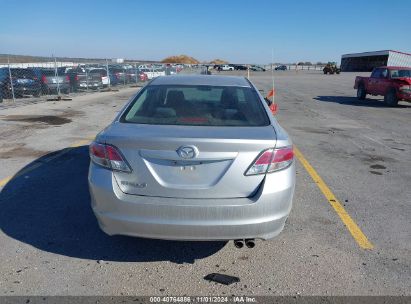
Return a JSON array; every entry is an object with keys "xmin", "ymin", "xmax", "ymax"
[{"xmin": 177, "ymin": 145, "xmax": 199, "ymax": 159}]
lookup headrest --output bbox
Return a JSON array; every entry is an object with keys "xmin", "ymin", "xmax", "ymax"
[{"xmin": 166, "ymin": 90, "xmax": 185, "ymax": 104}]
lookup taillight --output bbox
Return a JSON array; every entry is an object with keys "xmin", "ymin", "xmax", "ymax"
[
  {"xmin": 89, "ymin": 142, "xmax": 132, "ymax": 173},
  {"xmin": 75, "ymin": 75, "xmax": 79, "ymax": 81},
  {"xmin": 65, "ymin": 75, "xmax": 70, "ymax": 82},
  {"xmin": 245, "ymin": 146, "xmax": 294, "ymax": 176},
  {"xmin": 41, "ymin": 75, "xmax": 47, "ymax": 83}
]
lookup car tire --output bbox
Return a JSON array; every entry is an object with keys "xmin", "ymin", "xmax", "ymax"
[
  {"xmin": 34, "ymin": 90, "xmax": 41, "ymax": 97},
  {"xmin": 323, "ymin": 71, "xmax": 327, "ymax": 74},
  {"xmin": 357, "ymin": 84, "xmax": 366, "ymax": 100},
  {"xmin": 384, "ymin": 89, "xmax": 398, "ymax": 107},
  {"xmin": 2, "ymin": 87, "xmax": 12, "ymax": 99}
]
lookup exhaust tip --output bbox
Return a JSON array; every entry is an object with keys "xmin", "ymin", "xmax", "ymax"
[
  {"xmin": 245, "ymin": 239, "xmax": 255, "ymax": 248},
  {"xmin": 233, "ymin": 240, "xmax": 244, "ymax": 249}
]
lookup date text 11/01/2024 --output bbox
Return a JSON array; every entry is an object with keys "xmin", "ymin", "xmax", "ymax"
[{"xmin": 149, "ymin": 296, "xmax": 257, "ymax": 303}]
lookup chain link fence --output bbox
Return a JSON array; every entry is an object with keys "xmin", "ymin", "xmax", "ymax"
[
  {"xmin": 0, "ymin": 56, "xmax": 201, "ymax": 105},
  {"xmin": 0, "ymin": 56, "xmax": 328, "ymax": 105}
]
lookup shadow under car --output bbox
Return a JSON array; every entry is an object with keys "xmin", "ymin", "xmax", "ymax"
[
  {"xmin": 314, "ymin": 95, "xmax": 411, "ymax": 108},
  {"xmin": 0, "ymin": 146, "xmax": 226, "ymax": 264}
]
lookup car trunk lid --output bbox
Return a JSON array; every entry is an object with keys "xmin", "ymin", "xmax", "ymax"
[{"xmin": 101, "ymin": 122, "xmax": 277, "ymax": 199}]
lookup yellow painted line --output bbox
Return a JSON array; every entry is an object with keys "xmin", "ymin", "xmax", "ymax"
[
  {"xmin": 0, "ymin": 176, "xmax": 12, "ymax": 187},
  {"xmin": 70, "ymin": 137, "xmax": 94, "ymax": 148},
  {"xmin": 294, "ymin": 146, "xmax": 374, "ymax": 250},
  {"xmin": 0, "ymin": 137, "xmax": 94, "ymax": 188}
]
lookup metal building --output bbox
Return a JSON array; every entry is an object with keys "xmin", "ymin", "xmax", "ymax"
[{"xmin": 340, "ymin": 50, "xmax": 411, "ymax": 72}]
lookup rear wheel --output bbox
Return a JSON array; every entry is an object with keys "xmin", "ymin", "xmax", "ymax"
[
  {"xmin": 384, "ymin": 89, "xmax": 398, "ymax": 107},
  {"xmin": 357, "ymin": 84, "xmax": 366, "ymax": 100},
  {"xmin": 3, "ymin": 87, "xmax": 12, "ymax": 99}
]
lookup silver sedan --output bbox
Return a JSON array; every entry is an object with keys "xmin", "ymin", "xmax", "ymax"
[{"xmin": 88, "ymin": 75, "xmax": 295, "ymax": 246}]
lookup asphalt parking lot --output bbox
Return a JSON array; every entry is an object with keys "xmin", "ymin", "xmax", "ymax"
[{"xmin": 0, "ymin": 70, "xmax": 410, "ymax": 296}]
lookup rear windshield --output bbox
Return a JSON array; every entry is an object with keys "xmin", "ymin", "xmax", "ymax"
[
  {"xmin": 89, "ymin": 69, "xmax": 106, "ymax": 75},
  {"xmin": 390, "ymin": 69, "xmax": 411, "ymax": 78},
  {"xmin": 121, "ymin": 85, "xmax": 269, "ymax": 126},
  {"xmin": 42, "ymin": 70, "xmax": 58, "ymax": 76},
  {"xmin": 10, "ymin": 69, "xmax": 36, "ymax": 78}
]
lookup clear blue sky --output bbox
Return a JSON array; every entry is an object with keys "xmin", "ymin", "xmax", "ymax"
[{"xmin": 0, "ymin": 0, "xmax": 410, "ymax": 63}]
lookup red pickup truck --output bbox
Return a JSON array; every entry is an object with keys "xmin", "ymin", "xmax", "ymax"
[{"xmin": 354, "ymin": 66, "xmax": 411, "ymax": 106}]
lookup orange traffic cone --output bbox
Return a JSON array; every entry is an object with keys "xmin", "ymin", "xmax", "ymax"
[{"xmin": 266, "ymin": 88, "xmax": 278, "ymax": 115}]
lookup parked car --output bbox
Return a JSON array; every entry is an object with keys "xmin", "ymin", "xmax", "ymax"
[
  {"xmin": 88, "ymin": 75, "xmax": 295, "ymax": 245},
  {"xmin": 164, "ymin": 64, "xmax": 178, "ymax": 75},
  {"xmin": 29, "ymin": 68, "xmax": 70, "ymax": 94},
  {"xmin": 152, "ymin": 64, "xmax": 165, "ymax": 70},
  {"xmin": 67, "ymin": 67, "xmax": 103, "ymax": 92},
  {"xmin": 56, "ymin": 66, "xmax": 74, "ymax": 75},
  {"xmin": 109, "ymin": 67, "xmax": 128, "ymax": 84},
  {"xmin": 126, "ymin": 68, "xmax": 149, "ymax": 83},
  {"xmin": 138, "ymin": 64, "xmax": 151, "ymax": 70},
  {"xmin": 139, "ymin": 68, "xmax": 166, "ymax": 80},
  {"xmin": 250, "ymin": 65, "xmax": 266, "ymax": 72},
  {"xmin": 88, "ymin": 68, "xmax": 108, "ymax": 86},
  {"xmin": 0, "ymin": 68, "xmax": 41, "ymax": 99},
  {"xmin": 87, "ymin": 68, "xmax": 117, "ymax": 87},
  {"xmin": 354, "ymin": 66, "xmax": 411, "ymax": 106},
  {"xmin": 275, "ymin": 65, "xmax": 287, "ymax": 71},
  {"xmin": 218, "ymin": 64, "xmax": 234, "ymax": 71},
  {"xmin": 233, "ymin": 64, "xmax": 248, "ymax": 70}
]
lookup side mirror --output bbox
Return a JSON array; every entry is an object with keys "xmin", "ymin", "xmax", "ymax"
[{"xmin": 264, "ymin": 97, "xmax": 273, "ymax": 106}]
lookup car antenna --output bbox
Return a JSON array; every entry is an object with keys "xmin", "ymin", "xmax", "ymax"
[{"xmin": 271, "ymin": 48, "xmax": 275, "ymax": 105}]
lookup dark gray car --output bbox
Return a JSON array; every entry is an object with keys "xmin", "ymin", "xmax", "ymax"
[{"xmin": 39, "ymin": 69, "xmax": 70, "ymax": 94}]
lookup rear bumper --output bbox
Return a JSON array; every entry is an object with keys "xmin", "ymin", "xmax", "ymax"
[
  {"xmin": 4, "ymin": 86, "xmax": 40, "ymax": 96},
  {"xmin": 46, "ymin": 83, "xmax": 70, "ymax": 91},
  {"xmin": 77, "ymin": 82, "xmax": 102, "ymax": 89},
  {"xmin": 88, "ymin": 162, "xmax": 295, "ymax": 241},
  {"xmin": 15, "ymin": 88, "xmax": 40, "ymax": 95}
]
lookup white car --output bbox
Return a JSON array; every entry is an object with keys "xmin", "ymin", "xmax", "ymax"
[
  {"xmin": 138, "ymin": 64, "xmax": 151, "ymax": 70},
  {"xmin": 140, "ymin": 68, "xmax": 166, "ymax": 79},
  {"xmin": 220, "ymin": 64, "xmax": 234, "ymax": 71}
]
